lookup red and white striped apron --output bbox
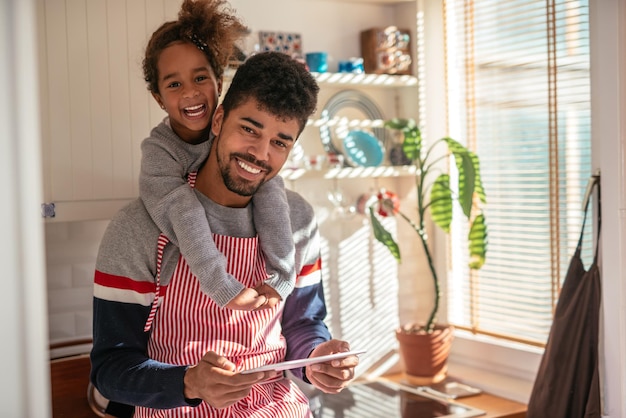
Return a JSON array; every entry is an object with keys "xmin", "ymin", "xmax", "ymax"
[{"xmin": 135, "ymin": 233, "xmax": 311, "ymax": 418}]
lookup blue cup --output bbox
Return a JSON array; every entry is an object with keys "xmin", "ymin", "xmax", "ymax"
[
  {"xmin": 338, "ymin": 60, "xmax": 352, "ymax": 73},
  {"xmin": 339, "ymin": 58, "xmax": 364, "ymax": 73},
  {"xmin": 306, "ymin": 52, "xmax": 328, "ymax": 73}
]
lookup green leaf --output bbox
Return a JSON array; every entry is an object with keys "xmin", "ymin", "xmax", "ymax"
[
  {"xmin": 384, "ymin": 118, "xmax": 416, "ymax": 131},
  {"xmin": 443, "ymin": 138, "xmax": 475, "ymax": 218},
  {"xmin": 385, "ymin": 118, "xmax": 421, "ymax": 161},
  {"xmin": 469, "ymin": 152, "xmax": 487, "ymax": 204},
  {"xmin": 456, "ymin": 152, "xmax": 476, "ymax": 217},
  {"xmin": 430, "ymin": 174, "xmax": 453, "ymax": 233},
  {"xmin": 401, "ymin": 125, "xmax": 422, "ymax": 161},
  {"xmin": 368, "ymin": 207, "xmax": 401, "ymax": 261},
  {"xmin": 468, "ymin": 213, "xmax": 487, "ymax": 269}
]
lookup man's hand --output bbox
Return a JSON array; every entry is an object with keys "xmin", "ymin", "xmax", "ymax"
[
  {"xmin": 305, "ymin": 340, "xmax": 359, "ymax": 394},
  {"xmin": 183, "ymin": 351, "xmax": 277, "ymax": 409}
]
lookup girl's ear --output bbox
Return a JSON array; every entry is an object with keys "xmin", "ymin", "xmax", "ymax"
[
  {"xmin": 151, "ymin": 92, "xmax": 165, "ymax": 110},
  {"xmin": 211, "ymin": 105, "xmax": 224, "ymax": 136}
]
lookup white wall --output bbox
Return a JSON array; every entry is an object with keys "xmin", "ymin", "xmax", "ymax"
[
  {"xmin": 229, "ymin": 0, "xmax": 397, "ymax": 66},
  {"xmin": 0, "ymin": 1, "xmax": 51, "ymax": 416},
  {"xmin": 590, "ymin": 0, "xmax": 626, "ymax": 416}
]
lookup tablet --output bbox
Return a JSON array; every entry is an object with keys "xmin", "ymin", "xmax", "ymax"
[{"xmin": 240, "ymin": 350, "xmax": 366, "ymax": 374}]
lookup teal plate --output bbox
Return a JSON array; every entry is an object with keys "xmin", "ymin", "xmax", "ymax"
[{"xmin": 342, "ymin": 130, "xmax": 385, "ymax": 167}]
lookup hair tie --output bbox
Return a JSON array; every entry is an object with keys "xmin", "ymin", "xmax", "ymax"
[{"xmin": 188, "ymin": 33, "xmax": 208, "ymax": 52}]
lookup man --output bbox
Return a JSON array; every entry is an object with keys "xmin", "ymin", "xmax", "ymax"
[{"xmin": 90, "ymin": 51, "xmax": 358, "ymax": 417}]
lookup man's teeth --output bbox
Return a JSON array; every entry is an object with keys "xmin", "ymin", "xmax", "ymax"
[{"xmin": 238, "ymin": 160, "xmax": 261, "ymax": 174}]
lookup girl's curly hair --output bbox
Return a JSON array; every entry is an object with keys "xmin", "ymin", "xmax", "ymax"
[{"xmin": 143, "ymin": 0, "xmax": 247, "ymax": 94}]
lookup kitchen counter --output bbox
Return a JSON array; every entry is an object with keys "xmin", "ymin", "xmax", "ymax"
[
  {"xmin": 379, "ymin": 373, "xmax": 527, "ymax": 418},
  {"xmin": 50, "ymin": 355, "xmax": 527, "ymax": 418}
]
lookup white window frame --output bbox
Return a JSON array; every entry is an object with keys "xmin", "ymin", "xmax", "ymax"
[
  {"xmin": 417, "ymin": 0, "xmax": 554, "ymax": 403},
  {"xmin": 419, "ymin": 1, "xmax": 626, "ymax": 412}
]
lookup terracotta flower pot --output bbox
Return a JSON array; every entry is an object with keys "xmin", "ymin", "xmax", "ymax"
[{"xmin": 396, "ymin": 324, "xmax": 454, "ymax": 384}]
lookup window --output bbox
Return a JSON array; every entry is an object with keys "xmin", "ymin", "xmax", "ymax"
[{"xmin": 442, "ymin": 0, "xmax": 592, "ymax": 346}]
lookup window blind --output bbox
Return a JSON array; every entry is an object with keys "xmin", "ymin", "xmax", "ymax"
[{"xmin": 443, "ymin": 0, "xmax": 592, "ymax": 346}]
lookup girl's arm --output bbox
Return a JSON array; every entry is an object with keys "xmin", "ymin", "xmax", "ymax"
[
  {"xmin": 139, "ymin": 132, "xmax": 244, "ymax": 307},
  {"xmin": 252, "ymin": 175, "xmax": 296, "ymax": 300}
]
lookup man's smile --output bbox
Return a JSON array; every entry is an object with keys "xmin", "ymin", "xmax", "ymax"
[{"xmin": 237, "ymin": 158, "xmax": 262, "ymax": 175}]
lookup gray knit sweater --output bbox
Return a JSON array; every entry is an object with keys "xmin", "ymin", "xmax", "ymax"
[{"xmin": 139, "ymin": 119, "xmax": 295, "ymax": 307}]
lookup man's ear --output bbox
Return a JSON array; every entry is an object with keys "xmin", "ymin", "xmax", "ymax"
[
  {"xmin": 151, "ymin": 92, "xmax": 165, "ymax": 110},
  {"xmin": 211, "ymin": 105, "xmax": 224, "ymax": 136}
]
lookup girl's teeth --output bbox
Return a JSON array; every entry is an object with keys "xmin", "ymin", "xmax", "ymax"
[{"xmin": 185, "ymin": 105, "xmax": 204, "ymax": 117}]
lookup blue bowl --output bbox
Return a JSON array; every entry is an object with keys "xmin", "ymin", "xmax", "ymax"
[{"xmin": 342, "ymin": 130, "xmax": 385, "ymax": 167}]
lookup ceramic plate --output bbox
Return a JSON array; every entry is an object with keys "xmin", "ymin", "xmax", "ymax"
[
  {"xmin": 319, "ymin": 90, "xmax": 388, "ymax": 166},
  {"xmin": 342, "ymin": 130, "xmax": 385, "ymax": 167}
]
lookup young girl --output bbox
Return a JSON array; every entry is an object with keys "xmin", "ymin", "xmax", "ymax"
[{"xmin": 139, "ymin": 0, "xmax": 295, "ymax": 310}]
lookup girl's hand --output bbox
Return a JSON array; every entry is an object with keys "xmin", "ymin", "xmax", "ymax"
[
  {"xmin": 254, "ymin": 283, "xmax": 282, "ymax": 310},
  {"xmin": 225, "ymin": 288, "xmax": 266, "ymax": 311}
]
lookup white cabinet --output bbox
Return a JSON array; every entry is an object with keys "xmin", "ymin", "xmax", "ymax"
[
  {"xmin": 37, "ymin": 0, "xmax": 179, "ymax": 222},
  {"xmin": 37, "ymin": 0, "xmax": 419, "ymax": 222}
]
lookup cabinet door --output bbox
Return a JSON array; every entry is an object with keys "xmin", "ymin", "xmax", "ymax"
[{"xmin": 38, "ymin": 0, "xmax": 178, "ymax": 222}]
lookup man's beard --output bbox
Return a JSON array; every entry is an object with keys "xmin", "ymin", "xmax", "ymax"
[
  {"xmin": 216, "ymin": 145, "xmax": 271, "ymax": 197},
  {"xmin": 222, "ymin": 165, "xmax": 261, "ymax": 196}
]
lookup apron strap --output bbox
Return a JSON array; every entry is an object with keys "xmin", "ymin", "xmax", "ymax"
[
  {"xmin": 144, "ymin": 173, "xmax": 194, "ymax": 332},
  {"xmin": 576, "ymin": 174, "xmax": 601, "ymax": 261},
  {"xmin": 144, "ymin": 233, "xmax": 170, "ymax": 332},
  {"xmin": 187, "ymin": 171, "xmax": 197, "ymax": 188}
]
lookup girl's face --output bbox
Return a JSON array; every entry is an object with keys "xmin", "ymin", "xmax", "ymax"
[{"xmin": 152, "ymin": 41, "xmax": 222, "ymax": 144}]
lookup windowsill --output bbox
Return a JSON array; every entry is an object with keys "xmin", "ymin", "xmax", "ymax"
[
  {"xmin": 366, "ymin": 330, "xmax": 541, "ymax": 405},
  {"xmin": 446, "ymin": 330, "xmax": 543, "ymax": 404}
]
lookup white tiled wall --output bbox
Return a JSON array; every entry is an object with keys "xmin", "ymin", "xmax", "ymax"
[{"xmin": 45, "ymin": 220, "xmax": 109, "ymax": 351}]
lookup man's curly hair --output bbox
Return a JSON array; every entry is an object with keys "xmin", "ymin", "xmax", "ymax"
[
  {"xmin": 221, "ymin": 52, "xmax": 319, "ymax": 135},
  {"xmin": 142, "ymin": 0, "xmax": 247, "ymax": 94}
]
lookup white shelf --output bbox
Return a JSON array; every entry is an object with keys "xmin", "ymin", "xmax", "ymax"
[
  {"xmin": 280, "ymin": 165, "xmax": 416, "ymax": 181},
  {"xmin": 306, "ymin": 116, "xmax": 386, "ymax": 130},
  {"xmin": 225, "ymin": 68, "xmax": 418, "ymax": 89},
  {"xmin": 311, "ymin": 72, "xmax": 418, "ymax": 88},
  {"xmin": 301, "ymin": 0, "xmax": 414, "ymax": 4}
]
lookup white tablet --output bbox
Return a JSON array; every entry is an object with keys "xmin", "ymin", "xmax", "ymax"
[{"xmin": 240, "ymin": 350, "xmax": 366, "ymax": 374}]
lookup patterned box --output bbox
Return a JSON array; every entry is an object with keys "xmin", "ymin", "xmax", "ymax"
[{"xmin": 258, "ymin": 31, "xmax": 303, "ymax": 59}]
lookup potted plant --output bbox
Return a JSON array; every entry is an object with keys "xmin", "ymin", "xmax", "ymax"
[{"xmin": 368, "ymin": 118, "xmax": 488, "ymax": 382}]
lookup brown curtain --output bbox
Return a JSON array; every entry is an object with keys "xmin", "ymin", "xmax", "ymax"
[{"xmin": 527, "ymin": 180, "xmax": 601, "ymax": 417}]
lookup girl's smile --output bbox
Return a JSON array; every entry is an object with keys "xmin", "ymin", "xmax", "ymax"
[{"xmin": 153, "ymin": 41, "xmax": 222, "ymax": 144}]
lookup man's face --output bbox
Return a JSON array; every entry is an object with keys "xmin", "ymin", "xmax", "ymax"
[
  {"xmin": 206, "ymin": 99, "xmax": 298, "ymax": 204},
  {"xmin": 152, "ymin": 41, "xmax": 222, "ymax": 145}
]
